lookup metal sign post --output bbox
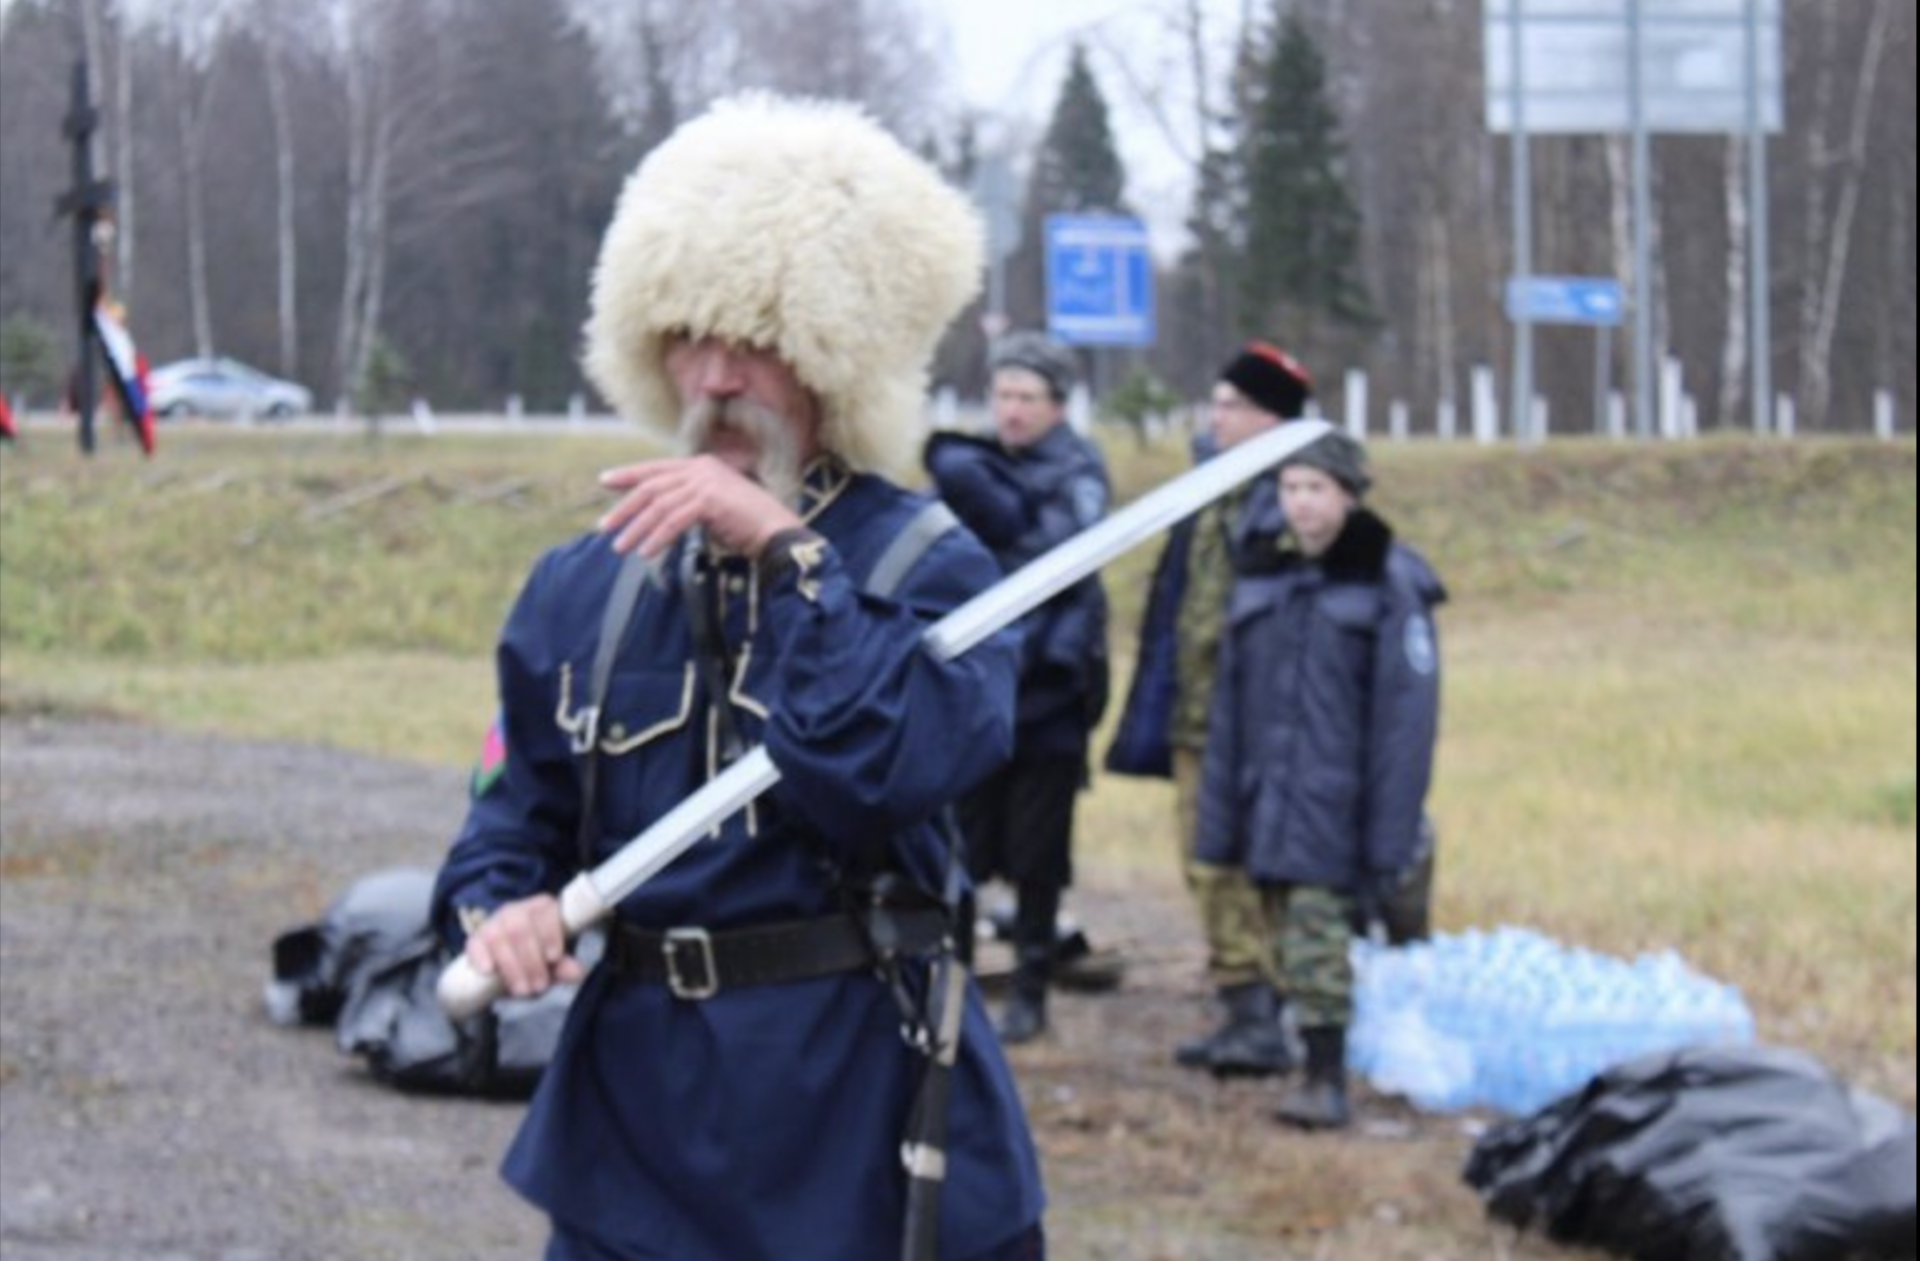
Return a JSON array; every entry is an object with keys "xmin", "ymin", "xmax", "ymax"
[
  {"xmin": 55, "ymin": 57, "xmax": 114, "ymax": 456},
  {"xmin": 1485, "ymin": 0, "xmax": 1783, "ymax": 442},
  {"xmin": 970, "ymin": 151, "xmax": 1022, "ymax": 350},
  {"xmin": 1510, "ymin": 0, "xmax": 1536, "ymax": 446},
  {"xmin": 1629, "ymin": 0, "xmax": 1655, "ymax": 439},
  {"xmin": 1745, "ymin": 0, "xmax": 1773, "ymax": 436}
]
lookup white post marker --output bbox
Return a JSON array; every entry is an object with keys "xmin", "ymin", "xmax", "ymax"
[
  {"xmin": 1345, "ymin": 369, "xmax": 1369, "ymax": 440},
  {"xmin": 1660, "ymin": 357, "xmax": 1685, "ymax": 441},
  {"xmin": 1068, "ymin": 383, "xmax": 1093, "ymax": 436},
  {"xmin": 438, "ymin": 419, "xmax": 1335, "ymax": 1018},
  {"xmin": 1473, "ymin": 366, "xmax": 1500, "ymax": 446}
]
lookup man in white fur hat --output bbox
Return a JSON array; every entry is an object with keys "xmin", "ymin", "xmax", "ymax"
[{"xmin": 432, "ymin": 95, "xmax": 1047, "ymax": 1261}]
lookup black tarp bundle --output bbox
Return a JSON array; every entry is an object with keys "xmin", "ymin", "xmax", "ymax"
[
  {"xmin": 1465, "ymin": 1044, "xmax": 1917, "ymax": 1261},
  {"xmin": 268, "ymin": 867, "xmax": 593, "ymax": 1096}
]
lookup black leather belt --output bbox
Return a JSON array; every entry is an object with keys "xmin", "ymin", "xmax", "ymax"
[{"xmin": 609, "ymin": 911, "xmax": 948, "ymax": 1001}]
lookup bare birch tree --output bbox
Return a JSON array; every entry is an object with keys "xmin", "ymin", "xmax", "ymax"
[
  {"xmin": 254, "ymin": 0, "xmax": 300, "ymax": 379},
  {"xmin": 1718, "ymin": 135, "xmax": 1749, "ymax": 431},
  {"xmin": 161, "ymin": 3, "xmax": 226, "ymax": 358},
  {"xmin": 110, "ymin": 5, "xmax": 135, "ymax": 298},
  {"xmin": 329, "ymin": 0, "xmax": 401, "ymax": 405},
  {"xmin": 1798, "ymin": 0, "xmax": 1895, "ymax": 427}
]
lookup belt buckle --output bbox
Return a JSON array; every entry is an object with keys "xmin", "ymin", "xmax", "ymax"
[{"xmin": 663, "ymin": 927, "xmax": 720, "ymax": 1001}]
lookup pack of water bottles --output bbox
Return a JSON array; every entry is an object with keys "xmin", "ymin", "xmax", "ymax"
[{"xmin": 1350, "ymin": 927, "xmax": 1757, "ymax": 1116}]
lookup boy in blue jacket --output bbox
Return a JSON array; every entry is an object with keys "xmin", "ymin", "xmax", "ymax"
[{"xmin": 1196, "ymin": 432, "xmax": 1445, "ymax": 1130}]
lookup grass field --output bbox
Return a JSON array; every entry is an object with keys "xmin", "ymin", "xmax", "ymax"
[{"xmin": 4, "ymin": 425, "xmax": 1915, "ymax": 1106}]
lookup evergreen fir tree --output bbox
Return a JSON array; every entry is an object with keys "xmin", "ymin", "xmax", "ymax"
[
  {"xmin": 1028, "ymin": 44, "xmax": 1127, "ymax": 215},
  {"xmin": 1240, "ymin": 9, "xmax": 1375, "ymax": 347},
  {"xmin": 1171, "ymin": 30, "xmax": 1260, "ymax": 389},
  {"xmin": 1007, "ymin": 44, "xmax": 1130, "ymax": 331}
]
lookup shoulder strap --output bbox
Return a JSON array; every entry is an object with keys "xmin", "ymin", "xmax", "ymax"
[
  {"xmin": 866, "ymin": 500, "xmax": 959, "ymax": 599},
  {"xmin": 575, "ymin": 549, "xmax": 654, "ymax": 866},
  {"xmin": 864, "ymin": 498, "xmax": 971, "ymax": 911}
]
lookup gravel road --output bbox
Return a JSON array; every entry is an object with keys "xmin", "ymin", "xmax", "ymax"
[
  {"xmin": 0, "ymin": 714, "xmax": 545, "ymax": 1260},
  {"xmin": 1, "ymin": 713, "xmax": 1577, "ymax": 1261}
]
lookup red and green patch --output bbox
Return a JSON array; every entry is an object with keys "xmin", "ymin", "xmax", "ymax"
[{"xmin": 470, "ymin": 717, "xmax": 507, "ymax": 798}]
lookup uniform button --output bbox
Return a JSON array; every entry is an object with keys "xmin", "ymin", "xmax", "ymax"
[
  {"xmin": 727, "ymin": 576, "xmax": 747, "ymax": 596},
  {"xmin": 608, "ymin": 722, "xmax": 628, "ymax": 741}
]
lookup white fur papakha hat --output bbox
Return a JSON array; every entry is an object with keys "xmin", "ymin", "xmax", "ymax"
[{"xmin": 583, "ymin": 94, "xmax": 985, "ymax": 476}]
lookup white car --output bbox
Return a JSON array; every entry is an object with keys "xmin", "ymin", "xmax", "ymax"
[{"xmin": 150, "ymin": 358, "xmax": 313, "ymax": 420}]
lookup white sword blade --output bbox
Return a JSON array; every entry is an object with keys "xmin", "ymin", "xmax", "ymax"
[{"xmin": 439, "ymin": 418, "xmax": 1329, "ymax": 1017}]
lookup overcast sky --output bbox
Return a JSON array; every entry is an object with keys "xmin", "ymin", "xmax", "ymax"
[
  {"xmin": 932, "ymin": 0, "xmax": 1245, "ymax": 255},
  {"xmin": 0, "ymin": 0, "xmax": 1237, "ymax": 253},
  {"xmin": 939, "ymin": 0, "xmax": 1146, "ymax": 112}
]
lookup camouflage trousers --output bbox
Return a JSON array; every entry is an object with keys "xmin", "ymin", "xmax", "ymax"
[
  {"xmin": 1173, "ymin": 749, "xmax": 1282, "ymax": 992},
  {"xmin": 1261, "ymin": 883, "xmax": 1357, "ymax": 1031}
]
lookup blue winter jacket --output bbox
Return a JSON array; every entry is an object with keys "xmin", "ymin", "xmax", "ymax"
[
  {"xmin": 925, "ymin": 424, "xmax": 1111, "ymax": 760},
  {"xmin": 1195, "ymin": 502, "xmax": 1446, "ymax": 894}
]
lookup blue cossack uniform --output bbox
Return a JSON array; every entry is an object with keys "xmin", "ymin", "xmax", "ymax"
[{"xmin": 432, "ymin": 466, "xmax": 1046, "ymax": 1261}]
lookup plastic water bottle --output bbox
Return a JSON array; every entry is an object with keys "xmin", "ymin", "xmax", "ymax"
[{"xmin": 1352, "ymin": 926, "xmax": 1757, "ymax": 1116}]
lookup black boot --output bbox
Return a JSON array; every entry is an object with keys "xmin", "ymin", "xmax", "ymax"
[
  {"xmin": 1175, "ymin": 984, "xmax": 1295, "ymax": 1078},
  {"xmin": 1209, "ymin": 988, "xmax": 1297, "ymax": 1078},
  {"xmin": 1274, "ymin": 1026, "xmax": 1351, "ymax": 1131},
  {"xmin": 998, "ymin": 884, "xmax": 1059, "ymax": 1046},
  {"xmin": 998, "ymin": 947, "xmax": 1051, "ymax": 1045}
]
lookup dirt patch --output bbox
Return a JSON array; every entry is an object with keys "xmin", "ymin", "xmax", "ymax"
[
  {"xmin": 0, "ymin": 715, "xmax": 539, "ymax": 1260},
  {"xmin": 0, "ymin": 715, "xmax": 1587, "ymax": 1260}
]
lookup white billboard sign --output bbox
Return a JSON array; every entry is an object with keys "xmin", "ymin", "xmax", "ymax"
[{"xmin": 1486, "ymin": 0, "xmax": 1783, "ymax": 135}]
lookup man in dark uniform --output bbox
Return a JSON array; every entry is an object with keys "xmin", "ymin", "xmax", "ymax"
[
  {"xmin": 924, "ymin": 332, "xmax": 1110, "ymax": 1044},
  {"xmin": 432, "ymin": 96, "xmax": 1046, "ymax": 1261},
  {"xmin": 1107, "ymin": 343, "xmax": 1316, "ymax": 1077}
]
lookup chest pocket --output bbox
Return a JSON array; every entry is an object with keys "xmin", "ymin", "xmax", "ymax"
[
  {"xmin": 596, "ymin": 663, "xmax": 698, "ymax": 755},
  {"xmin": 577, "ymin": 662, "xmax": 701, "ymax": 845},
  {"xmin": 1226, "ymin": 575, "xmax": 1283, "ymax": 632},
  {"xmin": 1314, "ymin": 585, "xmax": 1381, "ymax": 686},
  {"xmin": 1316, "ymin": 585, "xmax": 1382, "ymax": 635}
]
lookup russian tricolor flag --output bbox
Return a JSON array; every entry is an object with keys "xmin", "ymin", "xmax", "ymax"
[{"xmin": 93, "ymin": 304, "xmax": 155, "ymax": 455}]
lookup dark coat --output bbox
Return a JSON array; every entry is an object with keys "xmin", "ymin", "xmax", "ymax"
[
  {"xmin": 1103, "ymin": 513, "xmax": 1194, "ymax": 778},
  {"xmin": 926, "ymin": 424, "xmax": 1111, "ymax": 759},
  {"xmin": 1195, "ymin": 503, "xmax": 1446, "ymax": 895},
  {"xmin": 431, "ymin": 471, "xmax": 1044, "ymax": 1260},
  {"xmin": 1106, "ymin": 441, "xmax": 1281, "ymax": 777}
]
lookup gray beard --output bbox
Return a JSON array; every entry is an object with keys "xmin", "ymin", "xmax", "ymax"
[{"xmin": 676, "ymin": 397, "xmax": 805, "ymax": 509}]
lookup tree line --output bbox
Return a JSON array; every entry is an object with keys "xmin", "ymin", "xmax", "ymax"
[{"xmin": 0, "ymin": 0, "xmax": 1911, "ymax": 434}]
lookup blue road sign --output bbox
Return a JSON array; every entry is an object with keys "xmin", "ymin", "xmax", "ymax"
[
  {"xmin": 1506, "ymin": 276, "xmax": 1626, "ymax": 327},
  {"xmin": 1045, "ymin": 215, "xmax": 1156, "ymax": 348}
]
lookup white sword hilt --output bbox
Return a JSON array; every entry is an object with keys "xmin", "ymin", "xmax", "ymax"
[{"xmin": 436, "ymin": 873, "xmax": 611, "ymax": 1021}]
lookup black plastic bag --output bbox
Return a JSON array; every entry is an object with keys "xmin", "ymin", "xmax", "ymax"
[
  {"xmin": 1464, "ymin": 1044, "xmax": 1917, "ymax": 1261},
  {"xmin": 268, "ymin": 867, "xmax": 590, "ymax": 1097}
]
